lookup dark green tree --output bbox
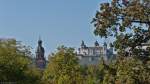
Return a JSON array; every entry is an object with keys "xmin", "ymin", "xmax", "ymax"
[
  {"xmin": 85, "ymin": 65, "xmax": 100, "ymax": 84},
  {"xmin": 92, "ymin": 0, "xmax": 150, "ymax": 57},
  {"xmin": 0, "ymin": 39, "xmax": 41, "ymax": 84},
  {"xmin": 91, "ymin": 0, "xmax": 150, "ymax": 83},
  {"xmin": 114, "ymin": 57, "xmax": 150, "ymax": 84}
]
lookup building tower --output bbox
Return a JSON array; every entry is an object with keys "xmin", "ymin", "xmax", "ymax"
[
  {"xmin": 103, "ymin": 42, "xmax": 108, "ymax": 61},
  {"xmin": 95, "ymin": 41, "xmax": 99, "ymax": 47},
  {"xmin": 35, "ymin": 38, "xmax": 46, "ymax": 69},
  {"xmin": 81, "ymin": 40, "xmax": 86, "ymax": 48}
]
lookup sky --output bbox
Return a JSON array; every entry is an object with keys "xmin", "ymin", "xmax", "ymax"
[{"xmin": 0, "ymin": 0, "xmax": 110, "ymax": 58}]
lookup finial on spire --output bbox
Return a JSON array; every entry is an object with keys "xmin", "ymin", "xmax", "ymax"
[
  {"xmin": 103, "ymin": 42, "xmax": 107, "ymax": 47},
  {"xmin": 109, "ymin": 43, "xmax": 113, "ymax": 47},
  {"xmin": 81, "ymin": 40, "xmax": 86, "ymax": 48},
  {"xmin": 38, "ymin": 36, "xmax": 42, "ymax": 45},
  {"xmin": 95, "ymin": 41, "xmax": 99, "ymax": 47}
]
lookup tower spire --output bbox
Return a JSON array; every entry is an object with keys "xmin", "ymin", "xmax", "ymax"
[
  {"xmin": 81, "ymin": 40, "xmax": 86, "ymax": 48},
  {"xmin": 38, "ymin": 36, "xmax": 42, "ymax": 46},
  {"xmin": 95, "ymin": 41, "xmax": 99, "ymax": 47},
  {"xmin": 35, "ymin": 36, "xmax": 46, "ymax": 69}
]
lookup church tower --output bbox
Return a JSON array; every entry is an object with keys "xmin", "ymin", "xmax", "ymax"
[{"xmin": 35, "ymin": 38, "xmax": 46, "ymax": 69}]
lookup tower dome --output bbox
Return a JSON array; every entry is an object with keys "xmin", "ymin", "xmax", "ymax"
[
  {"xmin": 95, "ymin": 41, "xmax": 99, "ymax": 47},
  {"xmin": 81, "ymin": 40, "xmax": 86, "ymax": 48},
  {"xmin": 35, "ymin": 37, "xmax": 46, "ymax": 69}
]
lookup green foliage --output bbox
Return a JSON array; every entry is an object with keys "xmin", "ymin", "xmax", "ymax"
[
  {"xmin": 43, "ymin": 46, "xmax": 84, "ymax": 84},
  {"xmin": 42, "ymin": 45, "xmax": 150, "ymax": 84},
  {"xmin": 97, "ymin": 57, "xmax": 150, "ymax": 84},
  {"xmin": 92, "ymin": 0, "xmax": 150, "ymax": 57},
  {"xmin": 0, "ymin": 40, "xmax": 149, "ymax": 84},
  {"xmin": 84, "ymin": 65, "xmax": 99, "ymax": 84},
  {"xmin": 115, "ymin": 57, "xmax": 150, "ymax": 84},
  {"xmin": 1, "ymin": 1, "xmax": 150, "ymax": 83},
  {"xmin": 0, "ymin": 39, "xmax": 41, "ymax": 84},
  {"xmin": 91, "ymin": 1, "xmax": 150, "ymax": 82}
]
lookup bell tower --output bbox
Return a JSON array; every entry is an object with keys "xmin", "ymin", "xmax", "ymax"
[{"xmin": 35, "ymin": 37, "xmax": 46, "ymax": 69}]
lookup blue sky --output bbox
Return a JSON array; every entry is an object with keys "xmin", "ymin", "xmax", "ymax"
[{"xmin": 0, "ymin": 0, "xmax": 109, "ymax": 57}]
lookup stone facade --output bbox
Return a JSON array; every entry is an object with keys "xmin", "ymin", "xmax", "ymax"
[{"xmin": 77, "ymin": 41, "xmax": 114, "ymax": 65}]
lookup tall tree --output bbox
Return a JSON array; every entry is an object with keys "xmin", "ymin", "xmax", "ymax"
[
  {"xmin": 92, "ymin": 0, "xmax": 150, "ymax": 57},
  {"xmin": 0, "ymin": 39, "xmax": 41, "ymax": 84},
  {"xmin": 113, "ymin": 57, "xmax": 150, "ymax": 84},
  {"xmin": 43, "ymin": 46, "xmax": 84, "ymax": 84},
  {"xmin": 91, "ymin": 1, "xmax": 150, "ymax": 83}
]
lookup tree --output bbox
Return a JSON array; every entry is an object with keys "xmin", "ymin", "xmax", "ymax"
[
  {"xmin": 115, "ymin": 57, "xmax": 150, "ymax": 84},
  {"xmin": 92, "ymin": 0, "xmax": 150, "ymax": 57},
  {"xmin": 91, "ymin": 1, "xmax": 150, "ymax": 83},
  {"xmin": 0, "ymin": 39, "xmax": 41, "ymax": 84},
  {"xmin": 43, "ymin": 46, "xmax": 84, "ymax": 84},
  {"xmin": 92, "ymin": 57, "xmax": 150, "ymax": 84},
  {"xmin": 85, "ymin": 65, "xmax": 100, "ymax": 84}
]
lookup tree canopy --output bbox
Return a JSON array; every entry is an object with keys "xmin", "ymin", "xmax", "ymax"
[
  {"xmin": 1, "ymin": 0, "xmax": 150, "ymax": 84},
  {"xmin": 92, "ymin": 0, "xmax": 150, "ymax": 57},
  {"xmin": 0, "ymin": 39, "xmax": 41, "ymax": 84},
  {"xmin": 90, "ymin": 0, "xmax": 150, "ymax": 83},
  {"xmin": 43, "ymin": 46, "xmax": 84, "ymax": 84}
]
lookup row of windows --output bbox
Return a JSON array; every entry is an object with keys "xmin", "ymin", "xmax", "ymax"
[{"xmin": 79, "ymin": 49, "xmax": 103, "ymax": 55}]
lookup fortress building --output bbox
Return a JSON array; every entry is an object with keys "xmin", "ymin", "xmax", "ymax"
[{"xmin": 77, "ymin": 41, "xmax": 114, "ymax": 65}]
